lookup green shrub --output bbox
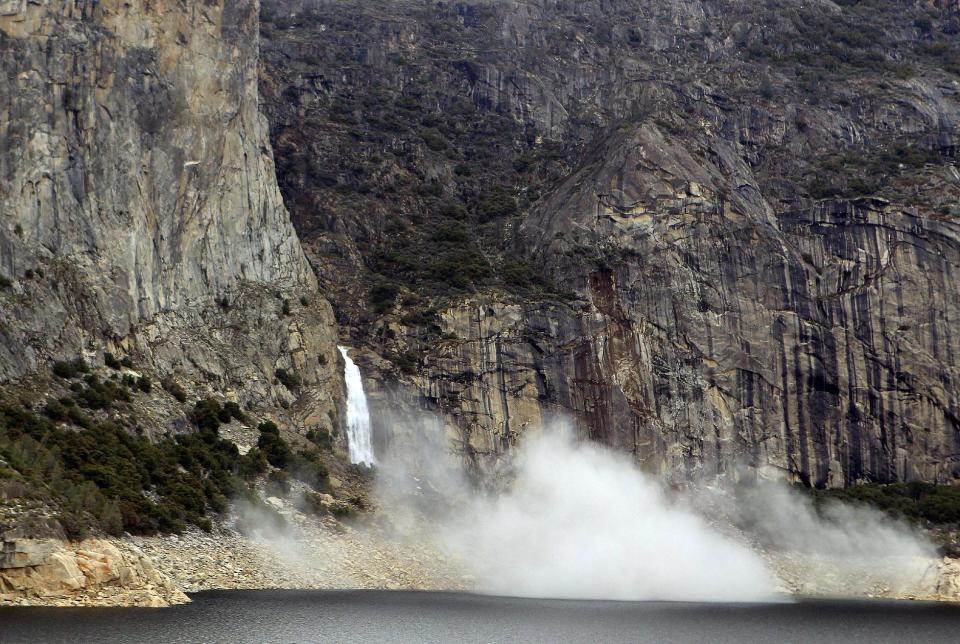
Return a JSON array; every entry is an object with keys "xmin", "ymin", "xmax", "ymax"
[
  {"xmin": 222, "ymin": 401, "xmax": 247, "ymax": 423},
  {"xmin": 137, "ymin": 376, "xmax": 152, "ymax": 393},
  {"xmin": 426, "ymin": 249, "xmax": 491, "ymax": 289},
  {"xmin": 438, "ymin": 201, "xmax": 468, "ymax": 219},
  {"xmin": 266, "ymin": 470, "xmax": 291, "ymax": 496},
  {"xmin": 386, "ymin": 350, "xmax": 419, "ymax": 375},
  {"xmin": 369, "ymin": 282, "xmax": 399, "ymax": 314},
  {"xmin": 43, "ymin": 400, "xmax": 68, "ymax": 422},
  {"xmin": 502, "ymin": 261, "xmax": 544, "ymax": 290},
  {"xmin": 191, "ymin": 398, "xmax": 224, "ymax": 434},
  {"xmin": 0, "ymin": 405, "xmax": 248, "ymax": 536},
  {"xmin": 257, "ymin": 421, "xmax": 292, "ymax": 468},
  {"xmin": 421, "ymin": 128, "xmax": 448, "ymax": 151},
  {"xmin": 430, "ymin": 221, "xmax": 469, "ymax": 243},
  {"xmin": 328, "ymin": 500, "xmax": 354, "ymax": 518},
  {"xmin": 805, "ymin": 482, "xmax": 960, "ymax": 526},
  {"xmin": 67, "ymin": 406, "xmax": 92, "ymax": 429},
  {"xmin": 476, "ymin": 188, "xmax": 518, "ymax": 221},
  {"xmin": 239, "ymin": 448, "xmax": 268, "ymax": 478},
  {"xmin": 512, "ymin": 153, "xmax": 534, "ymax": 173},
  {"xmin": 104, "ymin": 353, "xmax": 121, "ymax": 370},
  {"xmin": 400, "ymin": 307, "xmax": 439, "ymax": 329},
  {"xmin": 53, "ymin": 358, "xmax": 88, "ymax": 379},
  {"xmin": 75, "ymin": 376, "xmax": 130, "ymax": 410},
  {"xmin": 306, "ymin": 428, "xmax": 332, "ymax": 449},
  {"xmin": 298, "ymin": 491, "xmax": 329, "ymax": 517},
  {"xmin": 289, "ymin": 448, "xmax": 329, "ymax": 489}
]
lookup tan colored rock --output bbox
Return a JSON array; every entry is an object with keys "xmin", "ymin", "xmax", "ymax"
[
  {"xmin": 0, "ymin": 538, "xmax": 188, "ymax": 606},
  {"xmin": 74, "ymin": 548, "xmax": 120, "ymax": 587},
  {"xmin": 0, "ymin": 539, "xmax": 57, "ymax": 568},
  {"xmin": 932, "ymin": 558, "xmax": 960, "ymax": 601},
  {"xmin": 41, "ymin": 553, "xmax": 87, "ymax": 592}
]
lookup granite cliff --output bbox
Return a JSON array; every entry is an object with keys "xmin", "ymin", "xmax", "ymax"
[
  {"xmin": 260, "ymin": 0, "xmax": 960, "ymax": 485},
  {"xmin": 0, "ymin": 0, "xmax": 342, "ymax": 432},
  {"xmin": 0, "ymin": 0, "xmax": 349, "ymax": 602},
  {"xmin": 1, "ymin": 0, "xmax": 960, "ymax": 606}
]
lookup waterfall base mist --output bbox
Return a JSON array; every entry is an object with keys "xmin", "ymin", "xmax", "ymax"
[
  {"xmin": 431, "ymin": 430, "xmax": 778, "ymax": 602},
  {"xmin": 374, "ymin": 418, "xmax": 943, "ymax": 603}
]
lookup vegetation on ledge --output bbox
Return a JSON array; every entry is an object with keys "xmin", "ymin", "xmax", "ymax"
[
  {"xmin": 804, "ymin": 482, "xmax": 960, "ymax": 526},
  {"xmin": 0, "ymin": 360, "xmax": 334, "ymax": 540}
]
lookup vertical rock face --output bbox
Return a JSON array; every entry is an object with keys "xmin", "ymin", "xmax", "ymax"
[
  {"xmin": 518, "ymin": 128, "xmax": 960, "ymax": 485},
  {"xmin": 427, "ymin": 128, "xmax": 960, "ymax": 487},
  {"xmin": 0, "ymin": 0, "xmax": 340, "ymax": 417},
  {"xmin": 259, "ymin": 0, "xmax": 960, "ymax": 485}
]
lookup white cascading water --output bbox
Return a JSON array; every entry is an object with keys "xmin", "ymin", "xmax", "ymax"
[{"xmin": 338, "ymin": 346, "xmax": 376, "ymax": 466}]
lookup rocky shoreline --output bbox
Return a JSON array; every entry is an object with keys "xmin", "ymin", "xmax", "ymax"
[
  {"xmin": 4, "ymin": 496, "xmax": 960, "ymax": 608},
  {"xmin": 0, "ymin": 538, "xmax": 187, "ymax": 607},
  {"xmin": 767, "ymin": 552, "xmax": 960, "ymax": 603},
  {"xmin": 126, "ymin": 515, "xmax": 469, "ymax": 596},
  {"xmin": 1, "ymin": 495, "xmax": 470, "ymax": 607}
]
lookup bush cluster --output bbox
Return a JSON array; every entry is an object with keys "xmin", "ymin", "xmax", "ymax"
[
  {"xmin": 0, "ymin": 404, "xmax": 260, "ymax": 537},
  {"xmin": 806, "ymin": 482, "xmax": 960, "ymax": 525},
  {"xmin": 73, "ymin": 375, "xmax": 132, "ymax": 410},
  {"xmin": 306, "ymin": 427, "xmax": 333, "ymax": 449},
  {"xmin": 807, "ymin": 143, "xmax": 945, "ymax": 199},
  {"xmin": 476, "ymin": 188, "xmax": 518, "ymax": 222},
  {"xmin": 257, "ymin": 421, "xmax": 292, "ymax": 468},
  {"xmin": 190, "ymin": 398, "xmax": 247, "ymax": 433},
  {"xmin": 256, "ymin": 421, "xmax": 329, "ymax": 490},
  {"xmin": 52, "ymin": 358, "xmax": 89, "ymax": 379}
]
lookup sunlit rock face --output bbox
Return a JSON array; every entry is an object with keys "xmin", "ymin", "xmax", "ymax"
[
  {"xmin": 259, "ymin": 0, "xmax": 960, "ymax": 485},
  {"xmin": 0, "ymin": 1, "xmax": 342, "ymax": 426},
  {"xmin": 0, "ymin": 538, "xmax": 188, "ymax": 606}
]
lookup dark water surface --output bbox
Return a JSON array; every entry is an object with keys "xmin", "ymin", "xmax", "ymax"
[{"xmin": 2, "ymin": 590, "xmax": 960, "ymax": 643}]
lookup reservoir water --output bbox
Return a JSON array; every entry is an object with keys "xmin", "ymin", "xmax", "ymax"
[{"xmin": 2, "ymin": 590, "xmax": 960, "ymax": 643}]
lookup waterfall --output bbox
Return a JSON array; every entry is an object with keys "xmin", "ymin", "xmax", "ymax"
[{"xmin": 338, "ymin": 346, "xmax": 376, "ymax": 466}]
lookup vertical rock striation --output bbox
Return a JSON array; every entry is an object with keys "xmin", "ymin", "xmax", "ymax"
[
  {"xmin": 0, "ymin": 1, "xmax": 341, "ymax": 421},
  {"xmin": 260, "ymin": 0, "xmax": 960, "ymax": 486},
  {"xmin": 518, "ymin": 128, "xmax": 960, "ymax": 485}
]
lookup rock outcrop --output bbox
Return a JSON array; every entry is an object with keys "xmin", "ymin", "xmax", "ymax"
[{"xmin": 0, "ymin": 538, "xmax": 187, "ymax": 606}]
